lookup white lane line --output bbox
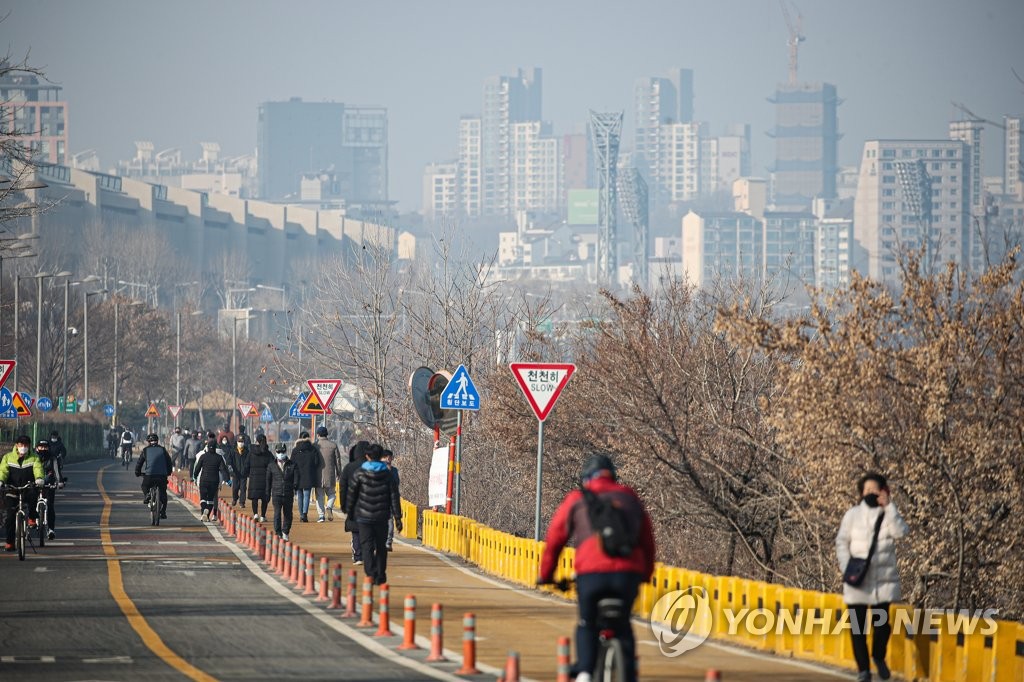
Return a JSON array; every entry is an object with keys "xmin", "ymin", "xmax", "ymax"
[
  {"xmin": 157, "ymin": 541, "xmax": 189, "ymax": 545},
  {"xmin": 182, "ymin": 500, "xmax": 506, "ymax": 682}
]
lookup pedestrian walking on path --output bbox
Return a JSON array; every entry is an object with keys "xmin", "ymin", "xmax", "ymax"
[
  {"xmin": 314, "ymin": 426, "xmax": 342, "ymax": 522},
  {"xmin": 247, "ymin": 434, "xmax": 273, "ymax": 522},
  {"xmin": 340, "ymin": 441, "xmax": 369, "ymax": 565},
  {"xmin": 345, "ymin": 443, "xmax": 402, "ymax": 585},
  {"xmin": 229, "ymin": 434, "xmax": 251, "ymax": 507},
  {"xmin": 193, "ymin": 436, "xmax": 230, "ymax": 523},
  {"xmin": 266, "ymin": 442, "xmax": 299, "ymax": 540},
  {"xmin": 290, "ymin": 432, "xmax": 323, "ymax": 523}
]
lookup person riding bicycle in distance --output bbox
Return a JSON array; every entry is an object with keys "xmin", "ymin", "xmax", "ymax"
[
  {"xmin": 35, "ymin": 439, "xmax": 64, "ymax": 540},
  {"xmin": 135, "ymin": 433, "xmax": 173, "ymax": 519},
  {"xmin": 0, "ymin": 435, "xmax": 45, "ymax": 552},
  {"xmin": 537, "ymin": 453, "xmax": 655, "ymax": 682}
]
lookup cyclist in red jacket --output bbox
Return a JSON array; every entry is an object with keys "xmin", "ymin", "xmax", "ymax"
[{"xmin": 537, "ymin": 453, "xmax": 655, "ymax": 682}]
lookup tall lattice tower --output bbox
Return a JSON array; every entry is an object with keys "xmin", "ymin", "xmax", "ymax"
[
  {"xmin": 618, "ymin": 167, "xmax": 649, "ymax": 288},
  {"xmin": 590, "ymin": 111, "xmax": 623, "ymax": 285}
]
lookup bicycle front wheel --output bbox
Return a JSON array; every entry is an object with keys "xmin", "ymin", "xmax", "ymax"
[
  {"xmin": 38, "ymin": 510, "xmax": 46, "ymax": 547},
  {"xmin": 16, "ymin": 515, "xmax": 26, "ymax": 561},
  {"xmin": 597, "ymin": 638, "xmax": 627, "ymax": 682}
]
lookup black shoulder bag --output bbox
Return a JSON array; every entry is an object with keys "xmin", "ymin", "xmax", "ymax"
[{"xmin": 843, "ymin": 511, "xmax": 884, "ymax": 587}]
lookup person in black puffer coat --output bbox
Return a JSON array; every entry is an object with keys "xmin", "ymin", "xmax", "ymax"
[
  {"xmin": 265, "ymin": 443, "xmax": 299, "ymax": 540},
  {"xmin": 289, "ymin": 432, "xmax": 323, "ymax": 523},
  {"xmin": 339, "ymin": 441, "xmax": 369, "ymax": 564},
  {"xmin": 192, "ymin": 437, "xmax": 230, "ymax": 523},
  {"xmin": 228, "ymin": 435, "xmax": 251, "ymax": 507},
  {"xmin": 247, "ymin": 434, "xmax": 273, "ymax": 522},
  {"xmin": 345, "ymin": 443, "xmax": 402, "ymax": 585}
]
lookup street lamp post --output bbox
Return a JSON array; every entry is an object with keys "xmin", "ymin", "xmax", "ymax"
[
  {"xmin": 34, "ymin": 271, "xmax": 72, "ymax": 441},
  {"xmin": 83, "ymin": 287, "xmax": 108, "ymax": 412},
  {"xmin": 112, "ymin": 299, "xmax": 144, "ymax": 427},
  {"xmin": 175, "ymin": 309, "xmax": 203, "ymax": 424},
  {"xmin": 231, "ymin": 314, "xmax": 255, "ymax": 432},
  {"xmin": 0, "ymin": 240, "xmax": 36, "ymax": 357},
  {"xmin": 63, "ymin": 275, "xmax": 100, "ymax": 412}
]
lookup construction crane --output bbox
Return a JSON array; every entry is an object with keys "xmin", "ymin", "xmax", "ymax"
[{"xmin": 780, "ymin": 0, "xmax": 805, "ymax": 85}]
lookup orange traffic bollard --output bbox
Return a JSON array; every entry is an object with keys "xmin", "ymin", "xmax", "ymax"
[
  {"xmin": 504, "ymin": 650, "xmax": 520, "ymax": 682},
  {"xmin": 327, "ymin": 563, "xmax": 343, "ymax": 609},
  {"xmin": 290, "ymin": 545, "xmax": 300, "ymax": 585},
  {"xmin": 294, "ymin": 548, "xmax": 306, "ymax": 588},
  {"xmin": 303, "ymin": 552, "xmax": 316, "ymax": 595},
  {"xmin": 374, "ymin": 584, "xmax": 393, "ymax": 637},
  {"xmin": 398, "ymin": 595, "xmax": 419, "ymax": 650},
  {"xmin": 357, "ymin": 577, "xmax": 375, "ymax": 627},
  {"xmin": 556, "ymin": 636, "xmax": 571, "ymax": 682},
  {"xmin": 279, "ymin": 541, "xmax": 290, "ymax": 576},
  {"xmin": 705, "ymin": 670, "xmax": 722, "ymax": 681},
  {"xmin": 426, "ymin": 603, "xmax": 447, "ymax": 662},
  {"xmin": 258, "ymin": 526, "xmax": 267, "ymax": 561},
  {"xmin": 456, "ymin": 613, "xmax": 481, "ymax": 675},
  {"xmin": 342, "ymin": 570, "xmax": 358, "ymax": 618},
  {"xmin": 316, "ymin": 557, "xmax": 330, "ymax": 601}
]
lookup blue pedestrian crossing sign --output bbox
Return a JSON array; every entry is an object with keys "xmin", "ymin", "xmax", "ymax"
[
  {"xmin": 260, "ymin": 406, "xmax": 274, "ymax": 423},
  {"xmin": 37, "ymin": 397, "xmax": 53, "ymax": 412},
  {"xmin": 439, "ymin": 364, "xmax": 481, "ymax": 411},
  {"xmin": 288, "ymin": 392, "xmax": 311, "ymax": 420},
  {"xmin": 0, "ymin": 387, "xmax": 16, "ymax": 419},
  {"xmin": 103, "ymin": 404, "xmax": 116, "ymax": 417}
]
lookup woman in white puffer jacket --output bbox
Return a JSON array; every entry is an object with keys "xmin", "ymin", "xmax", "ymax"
[{"xmin": 836, "ymin": 472, "xmax": 909, "ymax": 682}]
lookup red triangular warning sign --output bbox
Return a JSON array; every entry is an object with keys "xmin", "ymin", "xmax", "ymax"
[
  {"xmin": 246, "ymin": 404, "xmax": 259, "ymax": 417},
  {"xmin": 298, "ymin": 391, "xmax": 326, "ymax": 415},
  {"xmin": 145, "ymin": 403, "xmax": 160, "ymax": 418},
  {"xmin": 11, "ymin": 391, "xmax": 31, "ymax": 418},
  {"xmin": 307, "ymin": 379, "xmax": 341, "ymax": 414},
  {"xmin": 0, "ymin": 360, "xmax": 14, "ymax": 389},
  {"xmin": 509, "ymin": 363, "xmax": 576, "ymax": 422}
]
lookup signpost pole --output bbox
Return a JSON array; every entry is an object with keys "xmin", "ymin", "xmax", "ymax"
[
  {"xmin": 534, "ymin": 419, "xmax": 544, "ymax": 541},
  {"xmin": 453, "ymin": 410, "xmax": 463, "ymax": 515}
]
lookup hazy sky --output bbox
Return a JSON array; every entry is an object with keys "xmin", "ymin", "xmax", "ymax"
[{"xmin": 3, "ymin": 0, "xmax": 1022, "ymax": 212}]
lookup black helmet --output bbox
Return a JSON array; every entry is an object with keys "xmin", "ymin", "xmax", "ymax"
[
  {"xmin": 274, "ymin": 443, "xmax": 287, "ymax": 454},
  {"xmin": 146, "ymin": 433, "xmax": 159, "ymax": 443},
  {"xmin": 581, "ymin": 453, "xmax": 617, "ymax": 483},
  {"xmin": 36, "ymin": 439, "xmax": 50, "ymax": 449},
  {"xmin": 317, "ymin": 426, "xmax": 328, "ymax": 437}
]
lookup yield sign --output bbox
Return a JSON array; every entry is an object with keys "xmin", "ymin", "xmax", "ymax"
[
  {"xmin": 298, "ymin": 391, "xmax": 326, "ymax": 415},
  {"xmin": 509, "ymin": 362, "xmax": 576, "ymax": 422},
  {"xmin": 0, "ymin": 360, "xmax": 14, "ymax": 389},
  {"xmin": 168, "ymin": 405, "xmax": 183, "ymax": 419},
  {"xmin": 307, "ymin": 379, "xmax": 341, "ymax": 414},
  {"xmin": 12, "ymin": 391, "xmax": 32, "ymax": 418},
  {"xmin": 145, "ymin": 403, "xmax": 160, "ymax": 418},
  {"xmin": 237, "ymin": 402, "xmax": 255, "ymax": 418}
]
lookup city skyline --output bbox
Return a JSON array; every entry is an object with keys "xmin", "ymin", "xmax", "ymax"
[{"xmin": 2, "ymin": 0, "xmax": 1021, "ymax": 212}]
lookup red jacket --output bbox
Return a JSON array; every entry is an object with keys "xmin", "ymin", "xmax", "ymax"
[{"xmin": 538, "ymin": 474, "xmax": 656, "ymax": 582}]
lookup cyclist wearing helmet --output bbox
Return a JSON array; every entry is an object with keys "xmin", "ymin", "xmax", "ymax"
[
  {"xmin": 537, "ymin": 453, "xmax": 655, "ymax": 682},
  {"xmin": 135, "ymin": 434, "xmax": 173, "ymax": 519},
  {"xmin": 35, "ymin": 439, "xmax": 64, "ymax": 540},
  {"xmin": 0, "ymin": 435, "xmax": 44, "ymax": 551}
]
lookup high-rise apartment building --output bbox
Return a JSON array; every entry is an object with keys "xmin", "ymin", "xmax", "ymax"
[
  {"xmin": 458, "ymin": 116, "xmax": 482, "ymax": 218},
  {"xmin": 812, "ymin": 197, "xmax": 854, "ymax": 290},
  {"xmin": 0, "ymin": 67, "xmax": 67, "ymax": 164},
  {"xmin": 763, "ymin": 211, "xmax": 816, "ymax": 284},
  {"xmin": 1005, "ymin": 116, "xmax": 1022, "ymax": 201},
  {"xmin": 949, "ymin": 119, "xmax": 984, "ymax": 216},
  {"xmin": 422, "ymin": 161, "xmax": 458, "ymax": 221},
  {"xmin": 634, "ymin": 68, "xmax": 695, "ymax": 204},
  {"xmin": 681, "ymin": 210, "xmax": 763, "ymax": 288},
  {"xmin": 257, "ymin": 98, "xmax": 387, "ymax": 204},
  {"xmin": 854, "ymin": 139, "xmax": 970, "ymax": 281},
  {"xmin": 658, "ymin": 122, "xmax": 706, "ymax": 202},
  {"xmin": 481, "ymin": 68, "xmax": 542, "ymax": 216},
  {"xmin": 511, "ymin": 121, "xmax": 562, "ymax": 214},
  {"xmin": 770, "ymin": 82, "xmax": 839, "ymax": 210}
]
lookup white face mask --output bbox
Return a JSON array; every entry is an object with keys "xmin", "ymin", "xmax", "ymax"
[
  {"xmin": 50, "ymin": 437, "xmax": 57, "ymax": 442},
  {"xmin": 276, "ymin": 453, "xmax": 287, "ymax": 461},
  {"xmin": 17, "ymin": 446, "xmax": 28, "ymax": 455}
]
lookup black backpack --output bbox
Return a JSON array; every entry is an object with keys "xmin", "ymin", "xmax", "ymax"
[{"xmin": 580, "ymin": 486, "xmax": 637, "ymax": 558}]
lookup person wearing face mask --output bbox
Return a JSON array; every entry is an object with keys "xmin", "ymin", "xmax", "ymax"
[
  {"xmin": 192, "ymin": 436, "xmax": 231, "ymax": 523},
  {"xmin": 228, "ymin": 434, "xmax": 251, "ymax": 507},
  {"xmin": 0, "ymin": 436, "xmax": 45, "ymax": 551},
  {"xmin": 265, "ymin": 443, "xmax": 299, "ymax": 540},
  {"xmin": 836, "ymin": 472, "xmax": 909, "ymax": 682},
  {"xmin": 216, "ymin": 436, "xmax": 234, "ymax": 486},
  {"xmin": 247, "ymin": 434, "xmax": 273, "ymax": 522},
  {"xmin": 48, "ymin": 430, "xmax": 67, "ymax": 469}
]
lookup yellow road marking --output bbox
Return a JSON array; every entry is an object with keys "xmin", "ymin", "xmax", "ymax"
[{"xmin": 97, "ymin": 466, "xmax": 218, "ymax": 682}]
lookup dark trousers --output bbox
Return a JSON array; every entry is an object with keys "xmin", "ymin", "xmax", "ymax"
[
  {"xmin": 231, "ymin": 478, "xmax": 248, "ymax": 505},
  {"xmin": 199, "ymin": 480, "xmax": 219, "ymax": 517},
  {"xmin": 575, "ymin": 571, "xmax": 641, "ymax": 682},
  {"xmin": 351, "ymin": 529, "xmax": 362, "ymax": 561},
  {"xmin": 272, "ymin": 495, "xmax": 293, "ymax": 536},
  {"xmin": 4, "ymin": 490, "xmax": 37, "ymax": 545},
  {"xmin": 357, "ymin": 520, "xmax": 390, "ymax": 584},
  {"xmin": 42, "ymin": 485, "xmax": 56, "ymax": 529},
  {"xmin": 251, "ymin": 496, "xmax": 268, "ymax": 517},
  {"xmin": 141, "ymin": 475, "xmax": 169, "ymax": 515},
  {"xmin": 848, "ymin": 602, "xmax": 892, "ymax": 673}
]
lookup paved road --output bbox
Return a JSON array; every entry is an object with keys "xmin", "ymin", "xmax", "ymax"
[{"xmin": 0, "ymin": 458, "xmax": 456, "ymax": 682}]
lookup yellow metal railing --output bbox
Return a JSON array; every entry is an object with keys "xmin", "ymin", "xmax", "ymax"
[{"xmin": 417, "ymin": 509, "xmax": 1024, "ymax": 682}]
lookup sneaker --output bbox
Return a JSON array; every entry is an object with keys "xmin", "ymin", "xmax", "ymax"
[
  {"xmin": 259, "ymin": 516, "xmax": 267, "ymax": 523},
  {"xmin": 201, "ymin": 510, "xmax": 210, "ymax": 522},
  {"xmin": 281, "ymin": 533, "xmax": 289, "ymax": 541},
  {"xmin": 326, "ymin": 508, "xmax": 333, "ymax": 521},
  {"xmin": 873, "ymin": 657, "xmax": 890, "ymax": 680},
  {"xmin": 385, "ymin": 545, "xmax": 393, "ymax": 552},
  {"xmin": 47, "ymin": 530, "xmax": 56, "ymax": 540},
  {"xmin": 300, "ymin": 515, "xmax": 308, "ymax": 523},
  {"xmin": 160, "ymin": 512, "xmax": 167, "ymax": 519},
  {"xmin": 317, "ymin": 516, "xmax": 325, "ymax": 523},
  {"xmin": 253, "ymin": 512, "xmax": 259, "ymax": 520},
  {"xmin": 576, "ymin": 673, "xmax": 592, "ymax": 682},
  {"xmin": 856, "ymin": 672, "xmax": 871, "ymax": 682},
  {"xmin": 354, "ymin": 559, "xmax": 364, "ymax": 566}
]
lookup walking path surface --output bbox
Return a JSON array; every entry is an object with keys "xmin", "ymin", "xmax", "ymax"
[{"xmin": 178, "ymin": 472, "xmax": 845, "ymax": 681}]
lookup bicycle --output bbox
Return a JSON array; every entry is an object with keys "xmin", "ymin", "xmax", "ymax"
[
  {"xmin": 5, "ymin": 483, "xmax": 37, "ymax": 561},
  {"xmin": 121, "ymin": 443, "xmax": 133, "ymax": 469},
  {"xmin": 34, "ymin": 484, "xmax": 57, "ymax": 547},
  {"xmin": 546, "ymin": 578, "xmax": 631, "ymax": 682},
  {"xmin": 144, "ymin": 482, "xmax": 161, "ymax": 526}
]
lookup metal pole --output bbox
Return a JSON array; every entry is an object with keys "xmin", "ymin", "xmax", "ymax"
[
  {"xmin": 113, "ymin": 301, "xmax": 118, "ymax": 428},
  {"xmin": 231, "ymin": 319, "xmax": 237, "ymax": 431},
  {"xmin": 83, "ymin": 292, "xmax": 89, "ymax": 411},
  {"xmin": 34, "ymin": 276, "xmax": 43, "ymax": 443},
  {"xmin": 13, "ymin": 276, "xmax": 19, "ymax": 391},
  {"xmin": 534, "ymin": 419, "xmax": 544, "ymax": 542},
  {"xmin": 454, "ymin": 410, "xmax": 463, "ymax": 515},
  {"xmin": 175, "ymin": 311, "xmax": 181, "ymax": 425},
  {"xmin": 62, "ymin": 279, "xmax": 70, "ymax": 412}
]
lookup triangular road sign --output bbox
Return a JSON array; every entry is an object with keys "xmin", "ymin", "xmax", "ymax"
[
  {"xmin": 11, "ymin": 391, "xmax": 32, "ymax": 418},
  {"xmin": 168, "ymin": 405, "xmax": 183, "ymax": 419},
  {"xmin": 238, "ymin": 402, "xmax": 254, "ymax": 418},
  {"xmin": 0, "ymin": 360, "xmax": 14, "ymax": 389},
  {"xmin": 145, "ymin": 403, "xmax": 160, "ymax": 418},
  {"xmin": 298, "ymin": 391, "xmax": 326, "ymax": 415},
  {"xmin": 288, "ymin": 392, "xmax": 308, "ymax": 419},
  {"xmin": 246, "ymin": 403, "xmax": 259, "ymax": 417},
  {"xmin": 307, "ymin": 379, "xmax": 341, "ymax": 415},
  {"xmin": 509, "ymin": 362, "xmax": 576, "ymax": 422}
]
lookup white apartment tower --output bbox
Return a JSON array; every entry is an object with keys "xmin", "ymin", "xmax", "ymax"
[
  {"xmin": 658, "ymin": 122, "xmax": 707, "ymax": 202},
  {"xmin": 854, "ymin": 139, "xmax": 970, "ymax": 281},
  {"xmin": 511, "ymin": 121, "xmax": 562, "ymax": 214},
  {"xmin": 1005, "ymin": 116, "xmax": 1022, "ymax": 201},
  {"xmin": 948, "ymin": 119, "xmax": 984, "ymax": 216},
  {"xmin": 458, "ymin": 116, "xmax": 482, "ymax": 217},
  {"xmin": 422, "ymin": 162, "xmax": 458, "ymax": 221},
  {"xmin": 481, "ymin": 68, "xmax": 542, "ymax": 216}
]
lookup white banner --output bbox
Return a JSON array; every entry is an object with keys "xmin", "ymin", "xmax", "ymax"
[{"xmin": 427, "ymin": 446, "xmax": 449, "ymax": 508}]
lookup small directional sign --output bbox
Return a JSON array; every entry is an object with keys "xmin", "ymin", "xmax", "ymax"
[
  {"xmin": 0, "ymin": 360, "xmax": 14, "ymax": 389},
  {"xmin": 12, "ymin": 391, "xmax": 32, "ymax": 418},
  {"xmin": 298, "ymin": 391, "xmax": 326, "ymax": 415},
  {"xmin": 37, "ymin": 397, "xmax": 53, "ymax": 412},
  {"xmin": 104, "ymin": 404, "xmax": 116, "ymax": 417},
  {"xmin": 260, "ymin": 406, "xmax": 274, "ymax": 423},
  {"xmin": 168, "ymin": 405, "xmax": 183, "ymax": 419},
  {"xmin": 0, "ymin": 387, "xmax": 16, "ymax": 419},
  {"xmin": 439, "ymin": 364, "xmax": 481, "ymax": 411},
  {"xmin": 145, "ymin": 403, "xmax": 160, "ymax": 418},
  {"xmin": 509, "ymin": 362, "xmax": 576, "ymax": 422},
  {"xmin": 307, "ymin": 379, "xmax": 341, "ymax": 415}
]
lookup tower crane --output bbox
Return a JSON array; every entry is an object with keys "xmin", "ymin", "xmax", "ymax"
[{"xmin": 780, "ymin": 0, "xmax": 805, "ymax": 85}]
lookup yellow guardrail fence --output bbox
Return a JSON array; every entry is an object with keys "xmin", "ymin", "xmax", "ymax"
[{"xmin": 418, "ymin": 509, "xmax": 1024, "ymax": 682}]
